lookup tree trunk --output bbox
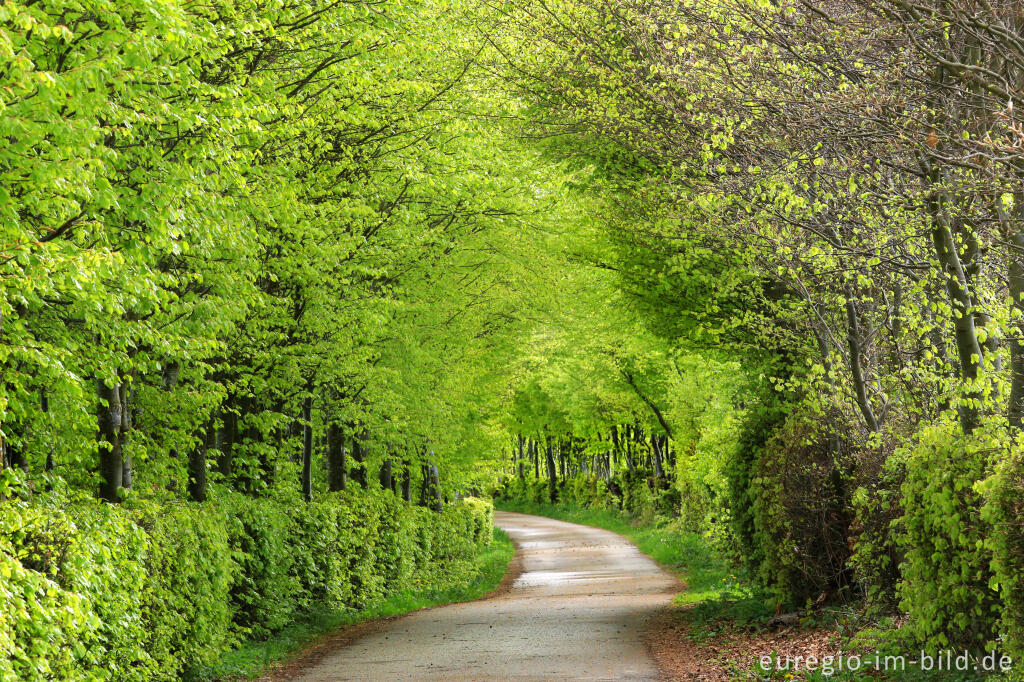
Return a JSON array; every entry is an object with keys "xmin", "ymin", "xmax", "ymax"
[
  {"xmin": 219, "ymin": 407, "xmax": 236, "ymax": 477},
  {"xmin": 379, "ymin": 458, "xmax": 393, "ymax": 492},
  {"xmin": 301, "ymin": 394, "xmax": 313, "ymax": 502},
  {"xmin": 401, "ymin": 458, "xmax": 412, "ymax": 502},
  {"xmin": 430, "ymin": 464, "xmax": 443, "ymax": 512},
  {"xmin": 350, "ymin": 426, "xmax": 368, "ymax": 487},
  {"xmin": 1002, "ymin": 189, "xmax": 1024, "ymax": 430},
  {"xmin": 517, "ymin": 434, "xmax": 526, "ymax": 481},
  {"xmin": 610, "ymin": 425, "xmax": 620, "ymax": 471},
  {"xmin": 41, "ymin": 389, "xmax": 54, "ymax": 471},
  {"xmin": 327, "ymin": 422, "xmax": 347, "ymax": 491},
  {"xmin": 844, "ymin": 287, "xmax": 880, "ymax": 432},
  {"xmin": 625, "ymin": 425, "xmax": 636, "ymax": 472},
  {"xmin": 97, "ymin": 379, "xmax": 123, "ymax": 502},
  {"xmin": 545, "ymin": 435, "xmax": 558, "ymax": 503},
  {"xmin": 119, "ymin": 381, "xmax": 133, "ymax": 488},
  {"xmin": 7, "ymin": 440, "xmax": 26, "ymax": 474},
  {"xmin": 188, "ymin": 425, "xmax": 209, "ymax": 502},
  {"xmin": 420, "ymin": 463, "xmax": 430, "ymax": 505},
  {"xmin": 651, "ymin": 434, "xmax": 664, "ymax": 478},
  {"xmin": 621, "ymin": 371, "xmax": 674, "ymax": 438}
]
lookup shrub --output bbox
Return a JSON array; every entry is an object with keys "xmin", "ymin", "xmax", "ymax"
[
  {"xmin": 748, "ymin": 407, "xmax": 854, "ymax": 605},
  {"xmin": 848, "ymin": 435, "xmax": 904, "ymax": 612},
  {"xmin": 0, "ymin": 547, "xmax": 95, "ymax": 681},
  {"xmin": 226, "ymin": 495, "xmax": 301, "ymax": 638},
  {"xmin": 63, "ymin": 502, "xmax": 151, "ymax": 679},
  {"xmin": 980, "ymin": 443, "xmax": 1024, "ymax": 657},
  {"xmin": 725, "ymin": 402, "xmax": 787, "ymax": 574},
  {"xmin": 0, "ymin": 488, "xmax": 496, "ymax": 679},
  {"xmin": 461, "ymin": 497, "xmax": 495, "ymax": 545},
  {"xmin": 289, "ymin": 500, "xmax": 350, "ymax": 611},
  {"xmin": 338, "ymin": 493, "xmax": 388, "ymax": 607},
  {"xmin": 897, "ymin": 417, "xmax": 1001, "ymax": 650},
  {"xmin": 135, "ymin": 501, "xmax": 235, "ymax": 678}
]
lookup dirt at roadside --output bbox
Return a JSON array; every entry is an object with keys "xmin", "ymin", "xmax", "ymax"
[{"xmin": 645, "ymin": 603, "xmax": 839, "ymax": 681}]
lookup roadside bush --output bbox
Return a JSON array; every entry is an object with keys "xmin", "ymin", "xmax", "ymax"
[
  {"xmin": 462, "ymin": 496, "xmax": 495, "ymax": 545},
  {"xmin": 748, "ymin": 407, "xmax": 855, "ymax": 605},
  {"xmin": 0, "ymin": 489, "xmax": 494, "ymax": 680},
  {"xmin": 897, "ymin": 416, "xmax": 1001, "ymax": 650},
  {"xmin": 375, "ymin": 494, "xmax": 417, "ymax": 590},
  {"xmin": 848, "ymin": 435, "xmax": 904, "ymax": 612},
  {"xmin": 0, "ymin": 546, "xmax": 95, "ymax": 681},
  {"xmin": 725, "ymin": 403, "xmax": 787, "ymax": 574},
  {"xmin": 135, "ymin": 501, "xmax": 235, "ymax": 679},
  {"xmin": 290, "ymin": 500, "xmax": 350, "ymax": 611},
  {"xmin": 227, "ymin": 495, "xmax": 301, "ymax": 637},
  {"xmin": 0, "ymin": 492, "xmax": 152, "ymax": 679},
  {"xmin": 67, "ymin": 503, "xmax": 152, "ymax": 679},
  {"xmin": 980, "ymin": 442, "xmax": 1024, "ymax": 657},
  {"xmin": 528, "ymin": 478, "xmax": 547, "ymax": 503},
  {"xmin": 0, "ymin": 499, "xmax": 96, "ymax": 681}
]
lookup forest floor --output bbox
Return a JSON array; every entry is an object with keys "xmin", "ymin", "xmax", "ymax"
[{"xmin": 276, "ymin": 511, "xmax": 676, "ymax": 680}]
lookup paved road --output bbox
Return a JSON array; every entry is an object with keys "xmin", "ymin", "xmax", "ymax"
[{"xmin": 292, "ymin": 510, "xmax": 676, "ymax": 681}]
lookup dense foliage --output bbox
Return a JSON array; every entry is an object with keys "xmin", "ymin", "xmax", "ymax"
[
  {"xmin": 483, "ymin": 0, "xmax": 1024, "ymax": 665},
  {"xmin": 0, "ymin": 486, "xmax": 492, "ymax": 680},
  {"xmin": 6, "ymin": 0, "xmax": 1024, "ymax": 675}
]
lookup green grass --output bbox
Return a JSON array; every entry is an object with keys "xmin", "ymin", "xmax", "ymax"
[
  {"xmin": 495, "ymin": 498, "xmax": 773, "ymax": 627},
  {"xmin": 195, "ymin": 527, "xmax": 515, "ymax": 681}
]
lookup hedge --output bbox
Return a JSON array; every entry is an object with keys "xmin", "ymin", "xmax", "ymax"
[{"xmin": 0, "ymin": 488, "xmax": 493, "ymax": 680}]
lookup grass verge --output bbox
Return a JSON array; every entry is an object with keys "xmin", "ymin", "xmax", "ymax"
[{"xmin": 198, "ymin": 527, "xmax": 515, "ymax": 681}]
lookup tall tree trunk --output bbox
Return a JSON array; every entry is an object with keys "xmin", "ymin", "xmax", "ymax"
[
  {"xmin": 545, "ymin": 435, "xmax": 558, "ymax": 503},
  {"xmin": 219, "ymin": 407, "xmax": 236, "ymax": 477},
  {"xmin": 622, "ymin": 421, "xmax": 630, "ymax": 471},
  {"xmin": 7, "ymin": 440, "xmax": 26, "ymax": 474},
  {"xmin": 517, "ymin": 434, "xmax": 526, "ymax": 481},
  {"xmin": 188, "ymin": 424, "xmax": 209, "ymax": 502},
  {"xmin": 651, "ymin": 434, "xmax": 664, "ymax": 478},
  {"xmin": 379, "ymin": 458, "xmax": 393, "ymax": 492},
  {"xmin": 41, "ymin": 389, "xmax": 54, "ymax": 471},
  {"xmin": 621, "ymin": 371, "xmax": 674, "ymax": 438},
  {"xmin": 301, "ymin": 394, "xmax": 313, "ymax": 502},
  {"xmin": 119, "ymin": 381, "xmax": 133, "ymax": 488},
  {"xmin": 532, "ymin": 438, "xmax": 539, "ymax": 478},
  {"xmin": 929, "ymin": 194, "xmax": 985, "ymax": 433},
  {"xmin": 610, "ymin": 425, "xmax": 620, "ymax": 470},
  {"xmin": 401, "ymin": 458, "xmax": 412, "ymax": 502},
  {"xmin": 327, "ymin": 422, "xmax": 347, "ymax": 491},
  {"xmin": 97, "ymin": 379, "xmax": 123, "ymax": 502},
  {"xmin": 921, "ymin": 63, "xmax": 984, "ymax": 432},
  {"xmin": 350, "ymin": 425, "xmax": 368, "ymax": 487},
  {"xmin": 428, "ymin": 462, "xmax": 443, "ymax": 512},
  {"xmin": 844, "ymin": 287, "xmax": 880, "ymax": 432},
  {"xmin": 1002, "ymin": 188, "xmax": 1024, "ymax": 430}
]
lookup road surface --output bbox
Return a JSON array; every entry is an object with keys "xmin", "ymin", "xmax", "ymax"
[{"xmin": 290, "ymin": 510, "xmax": 677, "ymax": 681}]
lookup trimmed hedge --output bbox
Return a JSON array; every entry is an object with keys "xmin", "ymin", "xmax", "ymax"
[{"xmin": 0, "ymin": 488, "xmax": 493, "ymax": 680}]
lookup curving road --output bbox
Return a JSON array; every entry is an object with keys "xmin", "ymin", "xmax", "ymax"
[{"xmin": 290, "ymin": 510, "xmax": 677, "ymax": 681}]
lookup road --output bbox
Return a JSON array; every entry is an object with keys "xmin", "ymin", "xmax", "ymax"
[{"xmin": 289, "ymin": 510, "xmax": 676, "ymax": 681}]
